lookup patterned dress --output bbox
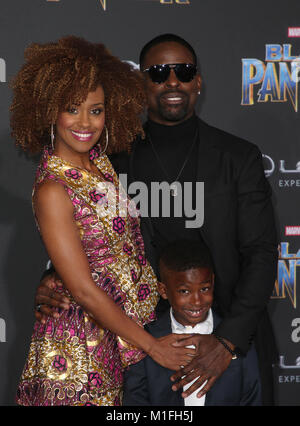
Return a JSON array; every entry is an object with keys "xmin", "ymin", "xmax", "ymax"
[{"xmin": 16, "ymin": 146, "xmax": 159, "ymax": 406}]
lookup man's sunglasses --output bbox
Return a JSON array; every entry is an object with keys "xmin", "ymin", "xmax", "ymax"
[{"xmin": 142, "ymin": 63, "xmax": 197, "ymax": 84}]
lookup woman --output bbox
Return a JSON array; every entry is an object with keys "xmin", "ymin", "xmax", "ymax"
[{"xmin": 10, "ymin": 36, "xmax": 193, "ymax": 406}]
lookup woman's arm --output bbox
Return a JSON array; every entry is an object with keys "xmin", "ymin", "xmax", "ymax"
[{"xmin": 34, "ymin": 180, "xmax": 194, "ymax": 370}]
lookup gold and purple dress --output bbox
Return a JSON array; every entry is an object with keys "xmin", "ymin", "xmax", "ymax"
[{"xmin": 16, "ymin": 146, "xmax": 159, "ymax": 406}]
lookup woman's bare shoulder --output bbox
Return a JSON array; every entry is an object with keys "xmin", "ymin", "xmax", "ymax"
[{"xmin": 34, "ymin": 179, "xmax": 72, "ymax": 213}]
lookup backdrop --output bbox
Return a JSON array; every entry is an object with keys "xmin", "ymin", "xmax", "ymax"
[{"xmin": 0, "ymin": 0, "xmax": 299, "ymax": 406}]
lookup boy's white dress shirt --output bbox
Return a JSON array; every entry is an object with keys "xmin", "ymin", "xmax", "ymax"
[{"xmin": 170, "ymin": 308, "xmax": 214, "ymax": 406}]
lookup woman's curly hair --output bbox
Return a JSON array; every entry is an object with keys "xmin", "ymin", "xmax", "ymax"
[{"xmin": 10, "ymin": 36, "xmax": 146, "ymax": 154}]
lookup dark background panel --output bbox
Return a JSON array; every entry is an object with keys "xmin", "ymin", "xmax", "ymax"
[{"xmin": 0, "ymin": 0, "xmax": 299, "ymax": 406}]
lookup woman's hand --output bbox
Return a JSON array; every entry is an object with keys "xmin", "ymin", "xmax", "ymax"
[{"xmin": 148, "ymin": 333, "xmax": 195, "ymax": 371}]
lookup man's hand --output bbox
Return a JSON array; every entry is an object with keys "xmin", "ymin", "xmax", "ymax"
[
  {"xmin": 35, "ymin": 272, "xmax": 70, "ymax": 323},
  {"xmin": 170, "ymin": 334, "xmax": 233, "ymax": 398}
]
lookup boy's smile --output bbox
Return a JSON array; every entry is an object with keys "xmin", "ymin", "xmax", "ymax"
[{"xmin": 158, "ymin": 267, "xmax": 214, "ymax": 327}]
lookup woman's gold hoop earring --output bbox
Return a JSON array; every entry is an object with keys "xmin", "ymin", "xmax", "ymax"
[
  {"xmin": 51, "ymin": 124, "xmax": 55, "ymax": 151},
  {"xmin": 100, "ymin": 125, "xmax": 109, "ymax": 155}
]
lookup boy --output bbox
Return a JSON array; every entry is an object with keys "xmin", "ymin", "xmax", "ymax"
[{"xmin": 123, "ymin": 240, "xmax": 262, "ymax": 406}]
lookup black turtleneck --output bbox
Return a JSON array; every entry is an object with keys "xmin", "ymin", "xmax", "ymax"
[
  {"xmin": 133, "ymin": 114, "xmax": 198, "ymax": 186},
  {"xmin": 131, "ymin": 114, "xmax": 203, "ymax": 256},
  {"xmin": 144, "ymin": 115, "xmax": 198, "ymax": 182}
]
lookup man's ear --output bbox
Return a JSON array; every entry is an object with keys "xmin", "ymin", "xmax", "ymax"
[
  {"xmin": 196, "ymin": 73, "xmax": 202, "ymax": 92},
  {"xmin": 157, "ymin": 281, "xmax": 168, "ymax": 300}
]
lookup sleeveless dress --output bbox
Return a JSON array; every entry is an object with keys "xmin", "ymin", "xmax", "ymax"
[{"xmin": 16, "ymin": 146, "xmax": 159, "ymax": 406}]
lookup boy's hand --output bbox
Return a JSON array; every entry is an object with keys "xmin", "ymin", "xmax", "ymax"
[
  {"xmin": 35, "ymin": 272, "xmax": 70, "ymax": 323},
  {"xmin": 170, "ymin": 334, "xmax": 233, "ymax": 398}
]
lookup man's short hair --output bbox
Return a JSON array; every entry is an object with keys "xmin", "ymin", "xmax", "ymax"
[
  {"xmin": 159, "ymin": 239, "xmax": 213, "ymax": 273},
  {"xmin": 139, "ymin": 33, "xmax": 198, "ymax": 68}
]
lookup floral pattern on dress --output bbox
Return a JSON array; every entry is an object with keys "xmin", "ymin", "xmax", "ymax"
[
  {"xmin": 64, "ymin": 169, "xmax": 82, "ymax": 180},
  {"xmin": 112, "ymin": 217, "xmax": 126, "ymax": 235}
]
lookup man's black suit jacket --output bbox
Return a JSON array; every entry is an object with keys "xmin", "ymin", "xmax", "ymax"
[
  {"xmin": 110, "ymin": 117, "xmax": 278, "ymax": 404},
  {"xmin": 123, "ymin": 309, "xmax": 262, "ymax": 406}
]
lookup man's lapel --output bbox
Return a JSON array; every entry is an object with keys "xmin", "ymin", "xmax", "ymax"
[{"xmin": 194, "ymin": 118, "xmax": 219, "ymax": 246}]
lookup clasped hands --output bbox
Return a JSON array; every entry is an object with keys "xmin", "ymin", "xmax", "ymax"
[
  {"xmin": 170, "ymin": 333, "xmax": 233, "ymax": 398},
  {"xmin": 35, "ymin": 275, "xmax": 232, "ymax": 398}
]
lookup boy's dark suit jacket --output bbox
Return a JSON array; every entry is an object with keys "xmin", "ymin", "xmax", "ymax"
[
  {"xmin": 123, "ymin": 309, "xmax": 262, "ymax": 406},
  {"xmin": 110, "ymin": 117, "xmax": 278, "ymax": 404}
]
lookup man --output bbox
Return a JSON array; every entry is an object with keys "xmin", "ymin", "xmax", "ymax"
[{"xmin": 35, "ymin": 34, "xmax": 278, "ymax": 405}]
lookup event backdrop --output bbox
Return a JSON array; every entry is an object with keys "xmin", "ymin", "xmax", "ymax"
[{"xmin": 0, "ymin": 0, "xmax": 299, "ymax": 406}]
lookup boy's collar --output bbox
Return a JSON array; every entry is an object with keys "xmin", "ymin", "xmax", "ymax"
[{"xmin": 170, "ymin": 308, "xmax": 214, "ymax": 334}]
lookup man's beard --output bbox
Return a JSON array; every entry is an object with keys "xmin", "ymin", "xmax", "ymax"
[{"xmin": 156, "ymin": 92, "xmax": 190, "ymax": 123}]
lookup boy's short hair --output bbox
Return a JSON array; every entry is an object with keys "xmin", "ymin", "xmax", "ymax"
[{"xmin": 159, "ymin": 239, "xmax": 214, "ymax": 273}]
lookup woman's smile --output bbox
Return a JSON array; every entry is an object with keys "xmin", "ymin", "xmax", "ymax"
[{"xmin": 70, "ymin": 130, "xmax": 95, "ymax": 142}]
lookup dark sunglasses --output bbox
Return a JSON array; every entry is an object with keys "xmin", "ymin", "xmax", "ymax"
[{"xmin": 142, "ymin": 63, "xmax": 197, "ymax": 84}]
